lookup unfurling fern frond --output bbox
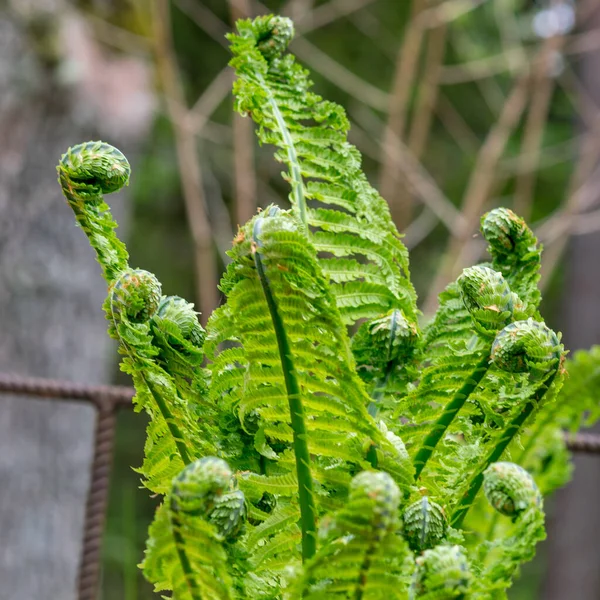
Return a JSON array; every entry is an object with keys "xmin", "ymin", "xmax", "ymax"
[
  {"xmin": 228, "ymin": 16, "xmax": 417, "ymax": 326},
  {"xmin": 298, "ymin": 470, "xmax": 411, "ymax": 599},
  {"xmin": 142, "ymin": 457, "xmax": 243, "ymax": 600},
  {"xmin": 480, "ymin": 208, "xmax": 542, "ymax": 312},
  {"xmin": 58, "ymin": 142, "xmax": 214, "ymax": 495},
  {"xmin": 58, "ymin": 13, "xmax": 595, "ymax": 597},
  {"xmin": 471, "ymin": 463, "xmax": 545, "ymax": 597},
  {"xmin": 207, "ymin": 206, "xmax": 414, "ymax": 576},
  {"xmin": 411, "ymin": 544, "xmax": 471, "ymax": 600}
]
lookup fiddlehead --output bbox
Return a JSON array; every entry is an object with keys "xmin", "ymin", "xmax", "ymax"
[
  {"xmin": 299, "ymin": 470, "xmax": 407, "ymax": 598},
  {"xmin": 57, "ymin": 141, "xmax": 130, "ymax": 282},
  {"xmin": 229, "ymin": 15, "xmax": 418, "ymax": 326},
  {"xmin": 352, "ymin": 308, "xmax": 419, "ymax": 416},
  {"xmin": 483, "ymin": 462, "xmax": 542, "ymax": 517},
  {"xmin": 470, "ymin": 463, "xmax": 545, "ymax": 596},
  {"xmin": 451, "ymin": 319, "xmax": 563, "ymax": 527},
  {"xmin": 481, "ymin": 207, "xmax": 541, "ymax": 310},
  {"xmin": 491, "ymin": 318, "xmax": 561, "ymax": 379},
  {"xmin": 402, "ymin": 497, "xmax": 448, "ymax": 553},
  {"xmin": 155, "ymin": 296, "xmax": 206, "ymax": 348},
  {"xmin": 143, "ymin": 457, "xmax": 243, "ymax": 600},
  {"xmin": 59, "ymin": 142, "xmax": 214, "ymax": 496},
  {"xmin": 457, "ymin": 266, "xmax": 523, "ymax": 336},
  {"xmin": 109, "ymin": 268, "xmax": 162, "ymax": 325},
  {"xmin": 411, "ymin": 266, "xmax": 522, "ymax": 479},
  {"xmin": 411, "ymin": 544, "xmax": 471, "ymax": 600}
]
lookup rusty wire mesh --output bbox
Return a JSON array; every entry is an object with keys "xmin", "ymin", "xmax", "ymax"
[{"xmin": 0, "ymin": 372, "xmax": 599, "ymax": 600}]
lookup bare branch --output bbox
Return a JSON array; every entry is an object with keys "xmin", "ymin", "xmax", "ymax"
[{"xmin": 153, "ymin": 0, "xmax": 219, "ymax": 322}]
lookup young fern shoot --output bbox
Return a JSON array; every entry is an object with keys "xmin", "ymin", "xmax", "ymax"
[{"xmin": 57, "ymin": 14, "xmax": 600, "ymax": 600}]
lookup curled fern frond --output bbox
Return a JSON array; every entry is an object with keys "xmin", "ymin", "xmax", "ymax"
[
  {"xmin": 412, "ymin": 544, "xmax": 471, "ymax": 600},
  {"xmin": 483, "ymin": 462, "xmax": 541, "ymax": 517},
  {"xmin": 228, "ymin": 16, "xmax": 418, "ymax": 326},
  {"xmin": 110, "ymin": 269, "xmax": 162, "ymax": 325},
  {"xmin": 457, "ymin": 266, "xmax": 522, "ymax": 336},
  {"xmin": 298, "ymin": 470, "xmax": 409, "ymax": 599},
  {"xmin": 155, "ymin": 295, "xmax": 206, "ymax": 348},
  {"xmin": 57, "ymin": 141, "xmax": 130, "ymax": 282},
  {"xmin": 450, "ymin": 320, "xmax": 564, "ymax": 527},
  {"xmin": 491, "ymin": 318, "xmax": 562, "ymax": 378},
  {"xmin": 481, "ymin": 208, "xmax": 541, "ymax": 310},
  {"xmin": 58, "ymin": 141, "xmax": 215, "ymax": 495},
  {"xmin": 143, "ymin": 458, "xmax": 242, "ymax": 600},
  {"xmin": 402, "ymin": 497, "xmax": 448, "ymax": 553}
]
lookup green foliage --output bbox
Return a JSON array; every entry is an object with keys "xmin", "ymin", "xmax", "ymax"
[{"xmin": 57, "ymin": 14, "xmax": 600, "ymax": 600}]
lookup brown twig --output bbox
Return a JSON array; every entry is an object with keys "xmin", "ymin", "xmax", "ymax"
[
  {"xmin": 408, "ymin": 22, "xmax": 448, "ymax": 160},
  {"xmin": 423, "ymin": 71, "xmax": 531, "ymax": 314},
  {"xmin": 514, "ymin": 35, "xmax": 565, "ymax": 221},
  {"xmin": 379, "ymin": 0, "xmax": 428, "ymax": 230},
  {"xmin": 229, "ymin": 0, "xmax": 258, "ymax": 225},
  {"xmin": 351, "ymin": 105, "xmax": 464, "ymax": 234},
  {"xmin": 153, "ymin": 0, "xmax": 219, "ymax": 323}
]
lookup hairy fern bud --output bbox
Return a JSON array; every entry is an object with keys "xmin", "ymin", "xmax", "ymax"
[
  {"xmin": 349, "ymin": 470, "xmax": 401, "ymax": 532},
  {"xmin": 457, "ymin": 266, "xmax": 521, "ymax": 334},
  {"xmin": 155, "ymin": 295, "xmax": 205, "ymax": 347},
  {"xmin": 491, "ymin": 319, "xmax": 562, "ymax": 378},
  {"xmin": 209, "ymin": 488, "xmax": 247, "ymax": 540},
  {"xmin": 172, "ymin": 457, "xmax": 246, "ymax": 539},
  {"xmin": 483, "ymin": 462, "xmax": 542, "ymax": 517},
  {"xmin": 251, "ymin": 15, "xmax": 294, "ymax": 62},
  {"xmin": 481, "ymin": 208, "xmax": 531, "ymax": 258},
  {"xmin": 413, "ymin": 544, "xmax": 471, "ymax": 599},
  {"xmin": 353, "ymin": 309, "xmax": 418, "ymax": 374},
  {"xmin": 403, "ymin": 497, "xmax": 447, "ymax": 552},
  {"xmin": 58, "ymin": 140, "xmax": 130, "ymax": 202},
  {"xmin": 110, "ymin": 269, "xmax": 161, "ymax": 323}
]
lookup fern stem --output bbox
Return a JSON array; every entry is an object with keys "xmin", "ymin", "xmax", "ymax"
[
  {"xmin": 450, "ymin": 370, "xmax": 558, "ymax": 528},
  {"xmin": 252, "ymin": 228, "xmax": 317, "ymax": 561},
  {"xmin": 169, "ymin": 496, "xmax": 203, "ymax": 600},
  {"xmin": 145, "ymin": 374, "xmax": 192, "ymax": 466},
  {"xmin": 265, "ymin": 89, "xmax": 307, "ymax": 225},
  {"xmin": 413, "ymin": 353, "xmax": 490, "ymax": 479}
]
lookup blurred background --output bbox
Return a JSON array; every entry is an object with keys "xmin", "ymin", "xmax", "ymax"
[{"xmin": 1, "ymin": 0, "xmax": 600, "ymax": 598}]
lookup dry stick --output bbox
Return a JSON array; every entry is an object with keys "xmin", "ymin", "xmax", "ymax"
[
  {"xmin": 295, "ymin": 0, "xmax": 378, "ymax": 34},
  {"xmin": 434, "ymin": 95, "xmax": 480, "ymax": 153},
  {"xmin": 391, "ymin": 21, "xmax": 447, "ymax": 238},
  {"xmin": 379, "ymin": 0, "xmax": 428, "ymax": 231},
  {"xmin": 351, "ymin": 105, "xmax": 464, "ymax": 234},
  {"xmin": 229, "ymin": 0, "xmax": 258, "ymax": 226},
  {"xmin": 187, "ymin": 67, "xmax": 233, "ymax": 134},
  {"xmin": 291, "ymin": 37, "xmax": 389, "ymax": 111},
  {"xmin": 153, "ymin": 0, "xmax": 219, "ymax": 323},
  {"xmin": 514, "ymin": 34, "xmax": 566, "ymax": 221},
  {"xmin": 422, "ymin": 72, "xmax": 531, "ymax": 315},
  {"xmin": 407, "ymin": 22, "xmax": 448, "ymax": 160}
]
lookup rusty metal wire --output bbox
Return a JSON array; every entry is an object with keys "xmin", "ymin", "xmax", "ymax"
[
  {"xmin": 0, "ymin": 372, "xmax": 599, "ymax": 599},
  {"xmin": 0, "ymin": 373, "xmax": 133, "ymax": 600}
]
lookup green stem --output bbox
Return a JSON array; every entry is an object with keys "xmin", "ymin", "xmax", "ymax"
[
  {"xmin": 264, "ymin": 84, "xmax": 307, "ymax": 226},
  {"xmin": 413, "ymin": 353, "xmax": 490, "ymax": 480},
  {"xmin": 144, "ymin": 374, "xmax": 192, "ymax": 466},
  {"xmin": 450, "ymin": 370, "xmax": 558, "ymax": 528},
  {"xmin": 169, "ymin": 497, "xmax": 203, "ymax": 600},
  {"xmin": 252, "ymin": 224, "xmax": 317, "ymax": 561}
]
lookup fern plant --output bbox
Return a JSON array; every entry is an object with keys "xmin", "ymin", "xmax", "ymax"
[{"xmin": 57, "ymin": 15, "xmax": 600, "ymax": 600}]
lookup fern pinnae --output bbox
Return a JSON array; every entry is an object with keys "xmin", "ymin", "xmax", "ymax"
[
  {"xmin": 228, "ymin": 15, "xmax": 418, "ymax": 326},
  {"xmin": 58, "ymin": 142, "xmax": 210, "ymax": 494},
  {"xmin": 411, "ymin": 266, "xmax": 521, "ymax": 479},
  {"xmin": 252, "ymin": 208, "xmax": 318, "ymax": 561},
  {"xmin": 450, "ymin": 319, "xmax": 564, "ymax": 527}
]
